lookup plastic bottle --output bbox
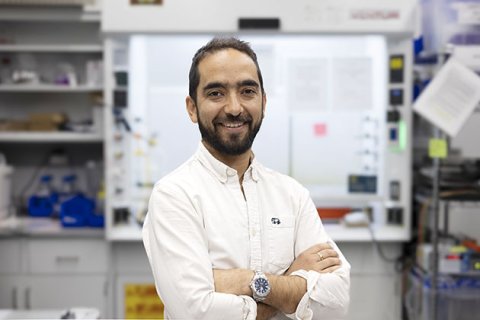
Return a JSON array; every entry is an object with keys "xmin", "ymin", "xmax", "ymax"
[
  {"xmin": 58, "ymin": 174, "xmax": 79, "ymax": 205},
  {"xmin": 37, "ymin": 175, "xmax": 53, "ymax": 197},
  {"xmin": 85, "ymin": 160, "xmax": 104, "ymax": 216},
  {"xmin": 28, "ymin": 174, "xmax": 55, "ymax": 217},
  {"xmin": 59, "ymin": 174, "xmax": 96, "ymax": 228}
]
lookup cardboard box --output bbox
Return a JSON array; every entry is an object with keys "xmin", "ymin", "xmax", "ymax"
[
  {"xmin": 28, "ymin": 113, "xmax": 67, "ymax": 125},
  {"xmin": 0, "ymin": 120, "xmax": 29, "ymax": 131},
  {"xmin": 28, "ymin": 122, "xmax": 58, "ymax": 131}
]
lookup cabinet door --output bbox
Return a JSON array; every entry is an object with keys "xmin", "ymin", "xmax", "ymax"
[
  {"xmin": 0, "ymin": 275, "xmax": 23, "ymax": 309},
  {"xmin": 26, "ymin": 275, "xmax": 107, "ymax": 317}
]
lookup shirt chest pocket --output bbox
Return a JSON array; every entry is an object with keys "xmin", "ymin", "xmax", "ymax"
[{"xmin": 267, "ymin": 215, "xmax": 295, "ymax": 271}]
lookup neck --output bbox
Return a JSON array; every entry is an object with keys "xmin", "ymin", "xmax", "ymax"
[{"xmin": 202, "ymin": 141, "xmax": 252, "ymax": 181}]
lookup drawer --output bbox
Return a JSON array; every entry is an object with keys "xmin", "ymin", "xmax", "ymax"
[
  {"xmin": 27, "ymin": 239, "xmax": 108, "ymax": 274},
  {"xmin": 0, "ymin": 239, "xmax": 22, "ymax": 273}
]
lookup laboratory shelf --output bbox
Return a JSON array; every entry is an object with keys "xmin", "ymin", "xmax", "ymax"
[
  {"xmin": 0, "ymin": 7, "xmax": 100, "ymax": 22},
  {"xmin": 0, "ymin": 84, "xmax": 103, "ymax": 92},
  {"xmin": 0, "ymin": 217, "xmax": 104, "ymax": 238},
  {"xmin": 0, "ymin": 44, "xmax": 103, "ymax": 52},
  {"xmin": 0, "ymin": 132, "xmax": 103, "ymax": 143}
]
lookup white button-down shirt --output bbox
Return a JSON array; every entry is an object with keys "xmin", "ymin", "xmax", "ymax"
[{"xmin": 143, "ymin": 143, "xmax": 350, "ymax": 320}]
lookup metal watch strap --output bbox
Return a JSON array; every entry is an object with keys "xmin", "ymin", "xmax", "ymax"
[{"xmin": 250, "ymin": 271, "xmax": 270, "ymax": 302}]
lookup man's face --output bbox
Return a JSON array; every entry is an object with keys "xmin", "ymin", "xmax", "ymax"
[{"xmin": 186, "ymin": 48, "xmax": 266, "ymax": 157}]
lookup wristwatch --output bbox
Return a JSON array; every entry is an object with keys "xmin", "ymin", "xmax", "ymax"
[{"xmin": 250, "ymin": 271, "xmax": 271, "ymax": 302}]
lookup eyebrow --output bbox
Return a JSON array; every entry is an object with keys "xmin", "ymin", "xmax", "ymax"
[{"xmin": 202, "ymin": 79, "xmax": 260, "ymax": 92}]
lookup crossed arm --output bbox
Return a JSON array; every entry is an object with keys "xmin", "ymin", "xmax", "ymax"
[{"xmin": 213, "ymin": 243, "xmax": 341, "ymax": 319}]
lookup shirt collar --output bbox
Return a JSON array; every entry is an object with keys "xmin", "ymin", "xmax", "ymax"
[{"xmin": 196, "ymin": 142, "xmax": 259, "ymax": 183}]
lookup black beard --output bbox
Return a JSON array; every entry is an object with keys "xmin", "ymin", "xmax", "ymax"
[{"xmin": 197, "ymin": 112, "xmax": 262, "ymax": 156}]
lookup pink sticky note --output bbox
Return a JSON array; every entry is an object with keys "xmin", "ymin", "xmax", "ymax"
[{"xmin": 314, "ymin": 123, "xmax": 327, "ymax": 137}]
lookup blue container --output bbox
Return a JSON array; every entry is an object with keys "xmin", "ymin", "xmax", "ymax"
[
  {"xmin": 28, "ymin": 196, "xmax": 54, "ymax": 217},
  {"xmin": 28, "ymin": 174, "xmax": 56, "ymax": 217},
  {"xmin": 60, "ymin": 195, "xmax": 94, "ymax": 228},
  {"xmin": 87, "ymin": 213, "xmax": 105, "ymax": 228}
]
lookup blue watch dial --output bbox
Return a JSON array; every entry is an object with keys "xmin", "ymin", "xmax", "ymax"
[{"xmin": 255, "ymin": 278, "xmax": 270, "ymax": 294}]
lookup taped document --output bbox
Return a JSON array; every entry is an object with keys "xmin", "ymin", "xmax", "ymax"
[{"xmin": 413, "ymin": 57, "xmax": 480, "ymax": 137}]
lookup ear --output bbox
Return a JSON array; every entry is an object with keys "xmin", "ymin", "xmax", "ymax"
[{"xmin": 186, "ymin": 96, "xmax": 198, "ymax": 123}]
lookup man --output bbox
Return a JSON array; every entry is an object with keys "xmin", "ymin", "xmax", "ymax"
[{"xmin": 143, "ymin": 37, "xmax": 350, "ymax": 320}]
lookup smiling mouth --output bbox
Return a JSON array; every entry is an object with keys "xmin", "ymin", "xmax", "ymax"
[{"xmin": 221, "ymin": 122, "xmax": 246, "ymax": 128}]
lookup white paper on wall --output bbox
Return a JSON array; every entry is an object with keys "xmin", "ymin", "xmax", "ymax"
[
  {"xmin": 332, "ymin": 57, "xmax": 373, "ymax": 111},
  {"xmin": 413, "ymin": 57, "xmax": 480, "ymax": 137},
  {"xmin": 252, "ymin": 43, "xmax": 276, "ymax": 95},
  {"xmin": 287, "ymin": 58, "xmax": 329, "ymax": 111}
]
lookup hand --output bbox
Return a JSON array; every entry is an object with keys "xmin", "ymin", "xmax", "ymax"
[
  {"xmin": 213, "ymin": 268, "xmax": 253, "ymax": 296},
  {"xmin": 257, "ymin": 303, "xmax": 278, "ymax": 320},
  {"xmin": 285, "ymin": 243, "xmax": 341, "ymax": 276}
]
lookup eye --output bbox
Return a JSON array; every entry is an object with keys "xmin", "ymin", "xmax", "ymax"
[
  {"xmin": 207, "ymin": 91, "xmax": 224, "ymax": 97},
  {"xmin": 242, "ymin": 88, "xmax": 257, "ymax": 96}
]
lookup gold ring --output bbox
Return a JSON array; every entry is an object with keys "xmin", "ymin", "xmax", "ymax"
[{"xmin": 317, "ymin": 252, "xmax": 324, "ymax": 261}]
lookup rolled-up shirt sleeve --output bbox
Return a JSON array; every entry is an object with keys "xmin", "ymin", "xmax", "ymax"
[
  {"xmin": 143, "ymin": 183, "xmax": 257, "ymax": 320},
  {"xmin": 288, "ymin": 247, "xmax": 351, "ymax": 320},
  {"xmin": 285, "ymin": 187, "xmax": 351, "ymax": 319}
]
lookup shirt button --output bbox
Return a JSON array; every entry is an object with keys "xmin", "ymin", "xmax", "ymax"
[
  {"xmin": 227, "ymin": 169, "xmax": 236, "ymax": 176},
  {"xmin": 251, "ymin": 229, "xmax": 256, "ymax": 237}
]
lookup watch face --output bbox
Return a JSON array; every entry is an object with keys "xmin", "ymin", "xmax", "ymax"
[{"xmin": 255, "ymin": 277, "xmax": 270, "ymax": 296}]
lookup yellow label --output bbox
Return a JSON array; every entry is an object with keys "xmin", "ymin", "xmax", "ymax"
[
  {"xmin": 429, "ymin": 139, "xmax": 448, "ymax": 159},
  {"xmin": 390, "ymin": 57, "xmax": 403, "ymax": 69},
  {"xmin": 125, "ymin": 283, "xmax": 164, "ymax": 319}
]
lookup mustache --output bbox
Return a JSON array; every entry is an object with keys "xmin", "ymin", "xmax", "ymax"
[{"xmin": 214, "ymin": 113, "xmax": 252, "ymax": 124}]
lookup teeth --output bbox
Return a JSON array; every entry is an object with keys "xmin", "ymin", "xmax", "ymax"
[{"xmin": 223, "ymin": 123, "xmax": 243, "ymax": 128}]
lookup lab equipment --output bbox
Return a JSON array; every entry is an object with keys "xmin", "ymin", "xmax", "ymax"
[
  {"xmin": 405, "ymin": 267, "xmax": 480, "ymax": 320},
  {"xmin": 51, "ymin": 174, "xmax": 77, "ymax": 216},
  {"xmin": 58, "ymin": 174, "xmax": 104, "ymax": 228},
  {"xmin": 60, "ymin": 194, "xmax": 94, "ymax": 228},
  {"xmin": 28, "ymin": 174, "xmax": 56, "ymax": 217},
  {"xmin": 104, "ymin": 0, "xmax": 417, "ymax": 241}
]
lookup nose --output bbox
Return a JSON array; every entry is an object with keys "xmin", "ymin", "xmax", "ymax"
[{"xmin": 224, "ymin": 93, "xmax": 242, "ymax": 116}]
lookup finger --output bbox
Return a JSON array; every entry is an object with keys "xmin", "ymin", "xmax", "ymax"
[
  {"xmin": 307, "ymin": 257, "xmax": 340, "ymax": 273},
  {"xmin": 319, "ymin": 249, "xmax": 339, "ymax": 259},
  {"xmin": 321, "ymin": 257, "xmax": 341, "ymax": 268},
  {"xmin": 320, "ymin": 265, "xmax": 341, "ymax": 273},
  {"xmin": 316, "ymin": 257, "xmax": 341, "ymax": 270},
  {"xmin": 305, "ymin": 242, "xmax": 332, "ymax": 254},
  {"xmin": 313, "ymin": 249, "xmax": 338, "ymax": 263}
]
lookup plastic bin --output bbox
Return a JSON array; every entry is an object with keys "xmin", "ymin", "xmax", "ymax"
[{"xmin": 405, "ymin": 269, "xmax": 480, "ymax": 320}]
